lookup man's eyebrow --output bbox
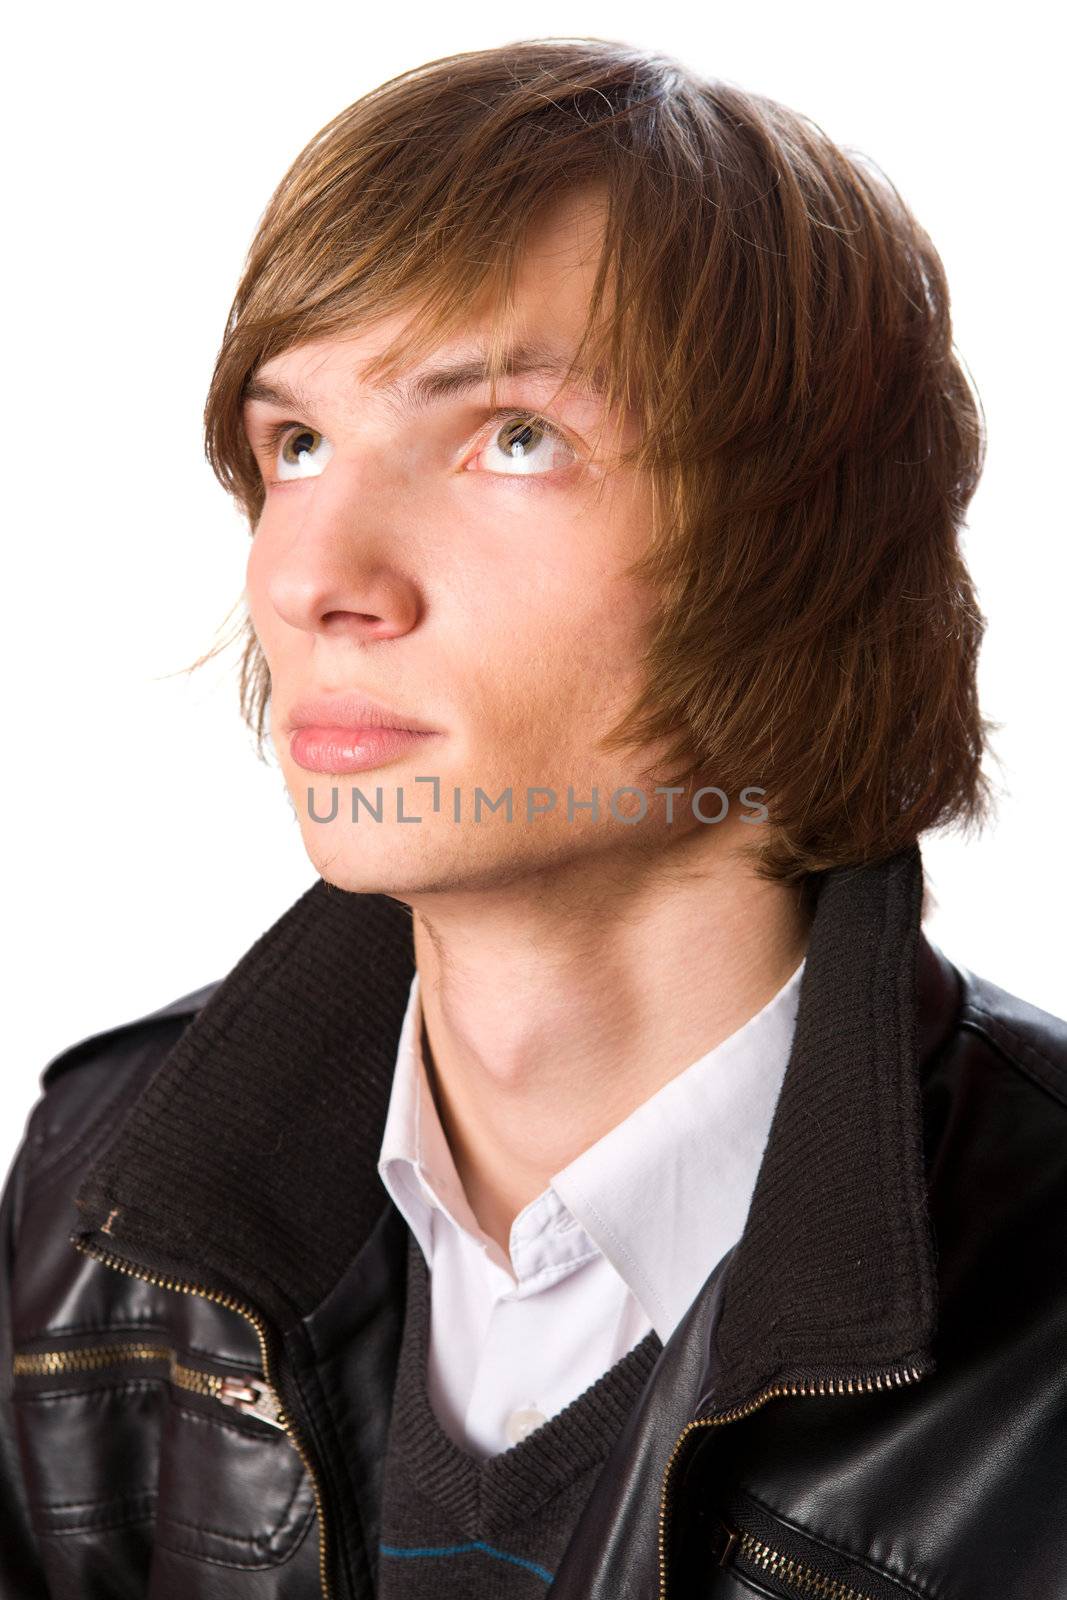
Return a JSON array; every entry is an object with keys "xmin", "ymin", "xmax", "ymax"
[{"xmin": 242, "ymin": 342, "xmax": 608, "ymax": 418}]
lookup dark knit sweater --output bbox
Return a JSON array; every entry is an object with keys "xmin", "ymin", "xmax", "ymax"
[{"xmin": 377, "ymin": 1227, "xmax": 664, "ymax": 1596}]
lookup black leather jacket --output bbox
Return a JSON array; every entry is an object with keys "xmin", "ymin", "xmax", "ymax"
[{"xmin": 3, "ymin": 844, "xmax": 1066, "ymax": 1599}]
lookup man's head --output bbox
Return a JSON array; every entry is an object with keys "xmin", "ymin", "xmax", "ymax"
[{"xmin": 204, "ymin": 37, "xmax": 994, "ymax": 895}]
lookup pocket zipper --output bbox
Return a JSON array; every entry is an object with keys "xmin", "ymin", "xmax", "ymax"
[
  {"xmin": 12, "ymin": 1340, "xmax": 286, "ymax": 1430},
  {"xmin": 711, "ymin": 1513, "xmax": 907, "ymax": 1600}
]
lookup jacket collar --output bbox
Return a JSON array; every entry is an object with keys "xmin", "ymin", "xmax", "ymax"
[
  {"xmin": 73, "ymin": 842, "xmax": 950, "ymax": 1403},
  {"xmin": 705, "ymin": 842, "xmax": 947, "ymax": 1416}
]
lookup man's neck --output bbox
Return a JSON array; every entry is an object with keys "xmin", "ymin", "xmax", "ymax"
[{"xmin": 406, "ymin": 818, "xmax": 813, "ymax": 1264}]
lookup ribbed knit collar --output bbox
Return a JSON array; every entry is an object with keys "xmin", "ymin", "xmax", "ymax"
[
  {"xmin": 710, "ymin": 842, "xmax": 940, "ymax": 1413},
  {"xmin": 72, "ymin": 842, "xmax": 941, "ymax": 1412}
]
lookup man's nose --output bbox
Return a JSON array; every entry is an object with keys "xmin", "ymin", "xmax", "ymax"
[{"xmin": 259, "ymin": 466, "xmax": 422, "ymax": 643}]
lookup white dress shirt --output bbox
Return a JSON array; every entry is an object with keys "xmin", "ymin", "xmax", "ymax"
[{"xmin": 377, "ymin": 958, "xmax": 805, "ymax": 1459}]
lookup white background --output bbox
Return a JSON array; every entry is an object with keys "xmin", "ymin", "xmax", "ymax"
[{"xmin": 3, "ymin": 1, "xmax": 1063, "ymax": 1184}]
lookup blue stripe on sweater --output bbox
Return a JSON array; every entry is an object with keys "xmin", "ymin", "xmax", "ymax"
[{"xmin": 380, "ymin": 1539, "xmax": 554, "ymax": 1584}]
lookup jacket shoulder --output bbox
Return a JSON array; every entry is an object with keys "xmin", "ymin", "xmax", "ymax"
[
  {"xmin": 39, "ymin": 980, "xmax": 220, "ymax": 1090},
  {"xmin": 954, "ymin": 963, "xmax": 1067, "ymax": 1108},
  {"xmin": 17, "ymin": 982, "xmax": 221, "ymax": 1181}
]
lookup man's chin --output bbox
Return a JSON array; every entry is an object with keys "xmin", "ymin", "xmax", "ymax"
[
  {"xmin": 298, "ymin": 824, "xmax": 587, "ymax": 901},
  {"xmin": 299, "ymin": 829, "xmax": 420, "ymax": 895},
  {"xmin": 298, "ymin": 826, "xmax": 485, "ymax": 899}
]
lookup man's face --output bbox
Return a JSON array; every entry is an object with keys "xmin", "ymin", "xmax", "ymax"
[{"xmin": 243, "ymin": 187, "xmax": 686, "ymax": 897}]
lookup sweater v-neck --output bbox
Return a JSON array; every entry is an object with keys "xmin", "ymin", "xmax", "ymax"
[{"xmin": 385, "ymin": 1226, "xmax": 664, "ymax": 1539}]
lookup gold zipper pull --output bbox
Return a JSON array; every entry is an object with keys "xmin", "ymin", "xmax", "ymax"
[{"xmin": 216, "ymin": 1373, "xmax": 287, "ymax": 1430}]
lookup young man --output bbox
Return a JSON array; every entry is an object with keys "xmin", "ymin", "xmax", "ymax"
[{"xmin": 2, "ymin": 35, "xmax": 1065, "ymax": 1600}]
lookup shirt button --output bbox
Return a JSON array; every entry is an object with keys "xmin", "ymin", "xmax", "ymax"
[{"xmin": 505, "ymin": 1407, "xmax": 548, "ymax": 1446}]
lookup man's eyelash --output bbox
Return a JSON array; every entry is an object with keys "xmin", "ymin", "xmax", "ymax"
[
  {"xmin": 478, "ymin": 407, "xmax": 568, "ymax": 443},
  {"xmin": 256, "ymin": 419, "xmax": 312, "ymax": 456}
]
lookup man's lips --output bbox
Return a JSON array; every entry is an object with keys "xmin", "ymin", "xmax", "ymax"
[
  {"xmin": 288, "ymin": 724, "xmax": 441, "ymax": 775},
  {"xmin": 285, "ymin": 689, "xmax": 443, "ymax": 772}
]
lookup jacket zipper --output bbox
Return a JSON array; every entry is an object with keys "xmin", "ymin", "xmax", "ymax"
[
  {"xmin": 69, "ymin": 1237, "xmax": 334, "ymax": 1600},
  {"xmin": 711, "ymin": 1515, "xmax": 883, "ymax": 1600},
  {"xmin": 657, "ymin": 1359, "xmax": 932, "ymax": 1600},
  {"xmin": 12, "ymin": 1338, "xmax": 286, "ymax": 1428}
]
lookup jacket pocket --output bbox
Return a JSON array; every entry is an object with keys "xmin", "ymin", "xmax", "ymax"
[
  {"xmin": 704, "ymin": 1489, "xmax": 929, "ymax": 1600},
  {"xmin": 12, "ymin": 1335, "xmax": 315, "ymax": 1567}
]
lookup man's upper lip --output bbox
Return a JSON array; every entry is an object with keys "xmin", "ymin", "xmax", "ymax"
[{"xmin": 285, "ymin": 692, "xmax": 440, "ymax": 734}]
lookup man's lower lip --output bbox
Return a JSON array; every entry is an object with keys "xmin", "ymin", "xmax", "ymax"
[{"xmin": 288, "ymin": 726, "xmax": 440, "ymax": 774}]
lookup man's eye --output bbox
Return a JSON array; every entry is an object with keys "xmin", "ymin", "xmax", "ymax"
[
  {"xmin": 271, "ymin": 426, "xmax": 334, "ymax": 481},
  {"xmin": 257, "ymin": 411, "xmax": 575, "ymax": 484},
  {"xmin": 469, "ymin": 413, "xmax": 577, "ymax": 477}
]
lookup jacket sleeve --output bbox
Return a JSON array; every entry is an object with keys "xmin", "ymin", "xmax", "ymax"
[{"xmin": 0, "ymin": 1131, "xmax": 51, "ymax": 1597}]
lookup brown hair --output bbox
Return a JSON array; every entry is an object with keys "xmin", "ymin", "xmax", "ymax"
[{"xmin": 200, "ymin": 35, "xmax": 997, "ymax": 885}]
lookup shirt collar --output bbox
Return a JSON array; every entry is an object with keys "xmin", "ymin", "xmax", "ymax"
[
  {"xmin": 376, "ymin": 970, "xmax": 485, "ymax": 1262},
  {"xmin": 551, "ymin": 959, "xmax": 804, "ymax": 1340}
]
